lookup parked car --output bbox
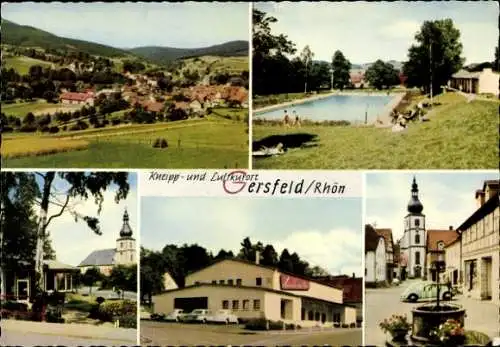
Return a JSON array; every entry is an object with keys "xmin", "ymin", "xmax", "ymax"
[
  {"xmin": 164, "ymin": 309, "xmax": 186, "ymax": 322},
  {"xmin": 182, "ymin": 309, "xmax": 210, "ymax": 323},
  {"xmin": 400, "ymin": 281, "xmax": 453, "ymax": 302},
  {"xmin": 207, "ymin": 309, "xmax": 239, "ymax": 324}
]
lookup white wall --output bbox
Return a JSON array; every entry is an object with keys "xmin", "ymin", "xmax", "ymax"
[
  {"xmin": 365, "ymin": 251, "xmax": 375, "ymax": 282},
  {"xmin": 375, "ymin": 239, "xmax": 387, "ymax": 282}
]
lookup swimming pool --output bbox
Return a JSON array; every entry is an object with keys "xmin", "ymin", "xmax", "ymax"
[{"xmin": 254, "ymin": 94, "xmax": 394, "ymax": 123}]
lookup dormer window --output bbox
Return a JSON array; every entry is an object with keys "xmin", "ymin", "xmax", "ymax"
[{"xmin": 437, "ymin": 241, "xmax": 444, "ymax": 250}]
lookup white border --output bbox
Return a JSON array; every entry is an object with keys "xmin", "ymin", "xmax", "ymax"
[
  {"xmin": 361, "ymin": 171, "xmax": 367, "ymax": 346},
  {"xmin": 136, "ymin": 170, "xmax": 141, "ymax": 344},
  {"xmin": 248, "ymin": 1, "xmax": 254, "ymax": 170}
]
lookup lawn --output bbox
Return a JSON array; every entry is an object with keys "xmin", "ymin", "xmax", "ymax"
[
  {"xmin": 3, "ymin": 119, "xmax": 249, "ymax": 168},
  {"xmin": 252, "ymin": 93, "xmax": 498, "ymax": 169},
  {"xmin": 3, "ymin": 56, "xmax": 54, "ymax": 75},
  {"xmin": 2, "ymin": 100, "xmax": 83, "ymax": 117}
]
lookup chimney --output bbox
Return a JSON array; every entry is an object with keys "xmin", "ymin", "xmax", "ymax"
[
  {"xmin": 255, "ymin": 251, "xmax": 260, "ymax": 265},
  {"xmin": 475, "ymin": 190, "xmax": 485, "ymax": 208},
  {"xmin": 449, "ymin": 226, "xmax": 453, "ymax": 231}
]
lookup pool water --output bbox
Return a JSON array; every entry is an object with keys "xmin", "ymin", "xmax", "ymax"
[{"xmin": 254, "ymin": 95, "xmax": 393, "ymax": 123}]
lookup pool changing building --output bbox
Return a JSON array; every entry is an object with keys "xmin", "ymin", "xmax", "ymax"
[{"xmin": 152, "ymin": 258, "xmax": 357, "ymax": 326}]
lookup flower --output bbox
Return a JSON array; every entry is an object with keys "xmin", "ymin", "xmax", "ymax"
[
  {"xmin": 430, "ymin": 319, "xmax": 465, "ymax": 343},
  {"xmin": 379, "ymin": 314, "xmax": 411, "ymax": 334}
]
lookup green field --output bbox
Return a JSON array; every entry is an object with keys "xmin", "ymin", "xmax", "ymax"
[
  {"xmin": 183, "ymin": 56, "xmax": 248, "ymax": 75},
  {"xmin": 252, "ymin": 93, "xmax": 499, "ymax": 169},
  {"xmin": 3, "ymin": 119, "xmax": 249, "ymax": 168},
  {"xmin": 4, "ymin": 56, "xmax": 54, "ymax": 75},
  {"xmin": 1, "ymin": 100, "xmax": 84, "ymax": 117}
]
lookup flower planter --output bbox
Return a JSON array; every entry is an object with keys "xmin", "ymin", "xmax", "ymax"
[
  {"xmin": 411, "ymin": 303, "xmax": 466, "ymax": 343},
  {"xmin": 390, "ymin": 329, "xmax": 409, "ymax": 342}
]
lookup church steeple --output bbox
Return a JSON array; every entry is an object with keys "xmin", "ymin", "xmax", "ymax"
[
  {"xmin": 119, "ymin": 209, "xmax": 133, "ymax": 238},
  {"xmin": 407, "ymin": 176, "xmax": 424, "ymax": 214}
]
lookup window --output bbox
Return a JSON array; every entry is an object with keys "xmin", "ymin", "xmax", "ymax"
[
  {"xmin": 315, "ymin": 312, "xmax": 320, "ymax": 321},
  {"xmin": 415, "ymin": 234, "xmax": 420, "ymax": 244},
  {"xmin": 212, "ymin": 280, "xmax": 217, "ymax": 284},
  {"xmin": 365, "ymin": 268, "xmax": 367, "ymax": 275},
  {"xmin": 243, "ymin": 300, "xmax": 249, "ymax": 310},
  {"xmin": 308, "ymin": 310, "xmax": 314, "ymax": 320},
  {"xmin": 236, "ymin": 279, "xmax": 242, "ymax": 286},
  {"xmin": 130, "ymin": 254, "xmax": 133, "ymax": 261},
  {"xmin": 256, "ymin": 277, "xmax": 262, "ymax": 286},
  {"xmin": 222, "ymin": 300, "xmax": 229, "ymax": 309},
  {"xmin": 415, "ymin": 251, "xmax": 420, "ymax": 265},
  {"xmin": 301, "ymin": 308, "xmax": 305, "ymax": 320},
  {"xmin": 232, "ymin": 300, "xmax": 239, "ymax": 310},
  {"xmin": 120, "ymin": 242, "xmax": 123, "ymax": 248},
  {"xmin": 219, "ymin": 280, "xmax": 225, "ymax": 284},
  {"xmin": 253, "ymin": 299, "xmax": 261, "ymax": 310},
  {"xmin": 228, "ymin": 279, "xmax": 234, "ymax": 285},
  {"xmin": 415, "ymin": 219, "xmax": 420, "ymax": 227},
  {"xmin": 333, "ymin": 313, "xmax": 341, "ymax": 323}
]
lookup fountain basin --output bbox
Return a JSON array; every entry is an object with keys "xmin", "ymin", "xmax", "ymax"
[{"xmin": 411, "ymin": 303, "xmax": 466, "ymax": 343}]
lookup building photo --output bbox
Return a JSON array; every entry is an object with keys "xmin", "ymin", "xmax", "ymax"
[
  {"xmin": 364, "ymin": 171, "xmax": 500, "ymax": 346},
  {"xmin": 140, "ymin": 197, "xmax": 363, "ymax": 345},
  {"xmin": 0, "ymin": 171, "xmax": 138, "ymax": 345}
]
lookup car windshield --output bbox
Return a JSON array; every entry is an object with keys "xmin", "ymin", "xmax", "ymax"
[{"xmin": 191, "ymin": 309, "xmax": 204, "ymax": 314}]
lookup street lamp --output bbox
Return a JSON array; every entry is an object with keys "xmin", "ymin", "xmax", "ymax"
[
  {"xmin": 432, "ymin": 251, "xmax": 446, "ymax": 309},
  {"xmin": 330, "ymin": 68, "xmax": 334, "ymax": 91}
]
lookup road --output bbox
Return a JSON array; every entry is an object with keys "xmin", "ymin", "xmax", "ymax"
[
  {"xmin": 365, "ymin": 279, "xmax": 500, "ymax": 346},
  {"xmin": 141, "ymin": 321, "xmax": 362, "ymax": 345},
  {"xmin": 0, "ymin": 330, "xmax": 134, "ymax": 346}
]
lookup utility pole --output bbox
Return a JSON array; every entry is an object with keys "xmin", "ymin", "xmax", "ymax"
[{"xmin": 330, "ymin": 68, "xmax": 334, "ymax": 91}]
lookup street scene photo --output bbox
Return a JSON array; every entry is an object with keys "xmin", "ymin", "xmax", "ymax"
[
  {"xmin": 364, "ymin": 172, "xmax": 500, "ymax": 346},
  {"xmin": 1, "ymin": 2, "xmax": 249, "ymax": 169},
  {"xmin": 252, "ymin": 1, "xmax": 498, "ymax": 169},
  {"xmin": 0, "ymin": 171, "xmax": 138, "ymax": 345},
  {"xmin": 139, "ymin": 197, "xmax": 362, "ymax": 345}
]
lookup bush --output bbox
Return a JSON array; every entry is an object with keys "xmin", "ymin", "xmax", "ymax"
[
  {"xmin": 98, "ymin": 300, "xmax": 136, "ymax": 322},
  {"xmin": 269, "ymin": 320, "xmax": 284, "ymax": 330},
  {"xmin": 333, "ymin": 322, "xmax": 341, "ymax": 328},
  {"xmin": 342, "ymin": 323, "xmax": 348, "ymax": 328},
  {"xmin": 49, "ymin": 126, "xmax": 60, "ymax": 133},
  {"xmin": 111, "ymin": 119, "xmax": 121, "ymax": 125},
  {"xmin": 2, "ymin": 301, "xmax": 28, "ymax": 311},
  {"xmin": 285, "ymin": 323, "xmax": 296, "ymax": 330},
  {"xmin": 40, "ymin": 126, "xmax": 50, "ymax": 132},
  {"xmin": 245, "ymin": 318, "xmax": 268, "ymax": 330},
  {"xmin": 152, "ymin": 137, "xmax": 168, "ymax": 148},
  {"xmin": 19, "ymin": 125, "xmax": 38, "ymax": 132}
]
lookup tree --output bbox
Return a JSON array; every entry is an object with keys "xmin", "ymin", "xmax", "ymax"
[
  {"xmin": 331, "ymin": 50, "xmax": 351, "ymax": 90},
  {"xmin": 23, "ymin": 112, "xmax": 35, "ymax": 124},
  {"xmin": 82, "ymin": 267, "xmax": 102, "ymax": 295},
  {"xmin": 365, "ymin": 60, "xmax": 400, "ymax": 90},
  {"xmin": 403, "ymin": 19, "xmax": 464, "ymax": 96},
  {"xmin": 494, "ymin": 46, "xmax": 499, "ymax": 72},
  {"xmin": 0, "ymin": 173, "xmax": 56, "ymax": 296},
  {"xmin": 308, "ymin": 265, "xmax": 330, "ymax": 277},
  {"xmin": 109, "ymin": 265, "xmax": 136, "ymax": 299},
  {"xmin": 32, "ymin": 172, "xmax": 129, "ymax": 299},
  {"xmin": 140, "ymin": 248, "xmax": 166, "ymax": 303},
  {"xmin": 261, "ymin": 244, "xmax": 279, "ymax": 267},
  {"xmin": 278, "ymin": 249, "xmax": 294, "ymax": 273},
  {"xmin": 300, "ymin": 45, "xmax": 314, "ymax": 93}
]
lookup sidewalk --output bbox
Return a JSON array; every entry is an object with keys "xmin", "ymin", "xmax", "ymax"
[{"xmin": 1, "ymin": 319, "xmax": 137, "ymax": 342}]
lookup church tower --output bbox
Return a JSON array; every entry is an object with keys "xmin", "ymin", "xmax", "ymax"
[
  {"xmin": 402, "ymin": 177, "xmax": 426, "ymax": 278},
  {"xmin": 115, "ymin": 209, "xmax": 136, "ymax": 265}
]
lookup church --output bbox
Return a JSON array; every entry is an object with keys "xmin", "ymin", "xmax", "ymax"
[{"xmin": 78, "ymin": 210, "xmax": 136, "ymax": 275}]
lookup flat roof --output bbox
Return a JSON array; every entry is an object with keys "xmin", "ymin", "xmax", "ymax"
[{"xmin": 154, "ymin": 283, "xmax": 356, "ymax": 308}]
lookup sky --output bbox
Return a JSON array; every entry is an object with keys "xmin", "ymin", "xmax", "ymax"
[
  {"xmin": 255, "ymin": 1, "xmax": 498, "ymax": 64},
  {"xmin": 366, "ymin": 171, "xmax": 499, "ymax": 242},
  {"xmin": 35, "ymin": 172, "xmax": 138, "ymax": 266},
  {"xmin": 1, "ymin": 2, "xmax": 249, "ymax": 48},
  {"xmin": 141, "ymin": 197, "xmax": 363, "ymax": 277}
]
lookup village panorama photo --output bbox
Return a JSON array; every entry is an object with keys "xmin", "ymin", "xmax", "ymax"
[
  {"xmin": 1, "ymin": 2, "xmax": 250, "ymax": 169},
  {"xmin": 0, "ymin": 171, "xmax": 139, "ymax": 345}
]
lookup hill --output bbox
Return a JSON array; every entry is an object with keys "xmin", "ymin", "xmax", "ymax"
[
  {"xmin": 1, "ymin": 19, "xmax": 129, "ymax": 57},
  {"xmin": 128, "ymin": 40, "xmax": 249, "ymax": 65}
]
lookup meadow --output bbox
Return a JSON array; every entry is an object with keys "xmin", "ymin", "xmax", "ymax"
[
  {"xmin": 3, "ymin": 118, "xmax": 249, "ymax": 168},
  {"xmin": 252, "ymin": 92, "xmax": 499, "ymax": 169},
  {"xmin": 2, "ymin": 100, "xmax": 84, "ymax": 117},
  {"xmin": 3, "ymin": 56, "xmax": 54, "ymax": 75}
]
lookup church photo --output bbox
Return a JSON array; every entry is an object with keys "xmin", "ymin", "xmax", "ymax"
[{"xmin": 364, "ymin": 171, "xmax": 499, "ymax": 346}]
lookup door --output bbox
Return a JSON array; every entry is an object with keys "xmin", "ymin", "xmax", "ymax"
[
  {"xmin": 17, "ymin": 279, "xmax": 29, "ymax": 300},
  {"xmin": 174, "ymin": 297, "xmax": 208, "ymax": 313}
]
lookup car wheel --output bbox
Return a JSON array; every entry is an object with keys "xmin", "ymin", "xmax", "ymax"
[
  {"xmin": 408, "ymin": 294, "xmax": 418, "ymax": 302},
  {"xmin": 442, "ymin": 291, "xmax": 452, "ymax": 300}
]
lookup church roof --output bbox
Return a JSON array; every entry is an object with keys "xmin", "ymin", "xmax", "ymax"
[
  {"xmin": 407, "ymin": 177, "xmax": 424, "ymax": 214},
  {"xmin": 365, "ymin": 224, "xmax": 383, "ymax": 252},
  {"xmin": 78, "ymin": 248, "xmax": 115, "ymax": 267},
  {"xmin": 119, "ymin": 209, "xmax": 134, "ymax": 238},
  {"xmin": 426, "ymin": 229, "xmax": 459, "ymax": 252}
]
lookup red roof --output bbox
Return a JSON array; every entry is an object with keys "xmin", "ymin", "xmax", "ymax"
[
  {"xmin": 350, "ymin": 73, "xmax": 364, "ymax": 84},
  {"xmin": 60, "ymin": 92, "xmax": 93, "ymax": 101},
  {"xmin": 426, "ymin": 229, "xmax": 459, "ymax": 252},
  {"xmin": 314, "ymin": 276, "xmax": 362, "ymax": 303},
  {"xmin": 141, "ymin": 101, "xmax": 164, "ymax": 113}
]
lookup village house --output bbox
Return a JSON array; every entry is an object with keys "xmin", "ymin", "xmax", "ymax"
[
  {"xmin": 60, "ymin": 92, "xmax": 95, "ymax": 106},
  {"xmin": 375, "ymin": 228, "xmax": 395, "ymax": 283},
  {"xmin": 443, "ymin": 235, "xmax": 462, "ymax": 287},
  {"xmin": 365, "ymin": 224, "xmax": 387, "ymax": 285},
  {"xmin": 459, "ymin": 180, "xmax": 499, "ymax": 304},
  {"xmin": 424, "ymin": 227, "xmax": 459, "ymax": 281},
  {"xmin": 78, "ymin": 210, "xmax": 136, "ymax": 276},
  {"xmin": 448, "ymin": 68, "xmax": 499, "ymax": 96},
  {"xmin": 349, "ymin": 71, "xmax": 366, "ymax": 88}
]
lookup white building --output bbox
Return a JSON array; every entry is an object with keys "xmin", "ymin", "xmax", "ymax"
[
  {"xmin": 78, "ymin": 210, "xmax": 136, "ymax": 276},
  {"xmin": 365, "ymin": 224, "xmax": 387, "ymax": 284},
  {"xmin": 399, "ymin": 177, "xmax": 426, "ymax": 279},
  {"xmin": 449, "ymin": 68, "xmax": 499, "ymax": 96}
]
